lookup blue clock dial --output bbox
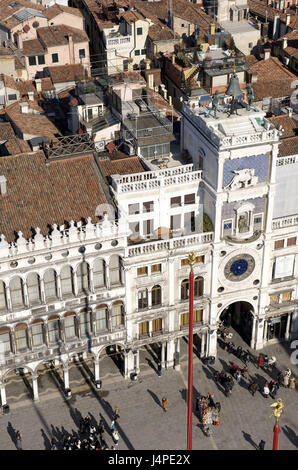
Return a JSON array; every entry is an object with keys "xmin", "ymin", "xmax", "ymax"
[{"xmin": 224, "ymin": 254, "xmax": 255, "ymax": 282}]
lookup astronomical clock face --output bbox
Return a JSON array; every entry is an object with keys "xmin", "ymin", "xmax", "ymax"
[{"xmin": 224, "ymin": 254, "xmax": 255, "ymax": 282}]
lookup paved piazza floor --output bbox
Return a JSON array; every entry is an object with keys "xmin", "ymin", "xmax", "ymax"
[{"xmin": 0, "ymin": 330, "xmax": 297, "ymax": 450}]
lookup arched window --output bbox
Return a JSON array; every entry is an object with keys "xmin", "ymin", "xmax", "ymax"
[
  {"xmin": 64, "ymin": 312, "xmax": 77, "ymax": 339},
  {"xmin": 93, "ymin": 258, "xmax": 105, "ymax": 289},
  {"xmin": 194, "ymin": 276, "xmax": 204, "ymax": 297},
  {"xmin": 44, "ymin": 269, "xmax": 57, "ymax": 300},
  {"xmin": 76, "ymin": 262, "xmax": 90, "ymax": 294},
  {"xmin": 60, "ymin": 266, "xmax": 73, "ymax": 297},
  {"xmin": 0, "ymin": 327, "xmax": 11, "ymax": 353},
  {"xmin": 138, "ymin": 289, "xmax": 148, "ymax": 309},
  {"xmin": 15, "ymin": 323, "xmax": 28, "ymax": 351},
  {"xmin": 27, "ymin": 273, "xmax": 41, "ymax": 305},
  {"xmin": 152, "ymin": 285, "xmax": 162, "ymax": 307},
  {"xmin": 79, "ymin": 308, "xmax": 92, "ymax": 336},
  {"xmin": 48, "ymin": 315, "xmax": 60, "ymax": 344},
  {"xmin": 31, "ymin": 319, "xmax": 44, "ymax": 347},
  {"xmin": 111, "ymin": 301, "xmax": 124, "ymax": 328},
  {"xmin": 0, "ymin": 281, "xmax": 7, "ymax": 311},
  {"xmin": 109, "ymin": 255, "xmax": 121, "ymax": 286},
  {"xmin": 95, "ymin": 305, "xmax": 108, "ymax": 333},
  {"xmin": 10, "ymin": 277, "xmax": 24, "ymax": 309},
  {"xmin": 181, "ymin": 279, "xmax": 189, "ymax": 300}
]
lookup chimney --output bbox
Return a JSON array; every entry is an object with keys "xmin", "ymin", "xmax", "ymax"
[
  {"xmin": 286, "ymin": 13, "xmax": 291, "ymax": 25},
  {"xmin": 0, "ymin": 176, "xmax": 7, "ymax": 197},
  {"xmin": 16, "ymin": 33, "xmax": 23, "ymax": 50},
  {"xmin": 68, "ymin": 34, "xmax": 74, "ymax": 64},
  {"xmin": 28, "ymin": 91, "xmax": 34, "ymax": 101},
  {"xmin": 144, "ymin": 59, "xmax": 151, "ymax": 70},
  {"xmin": 19, "ymin": 102, "xmax": 29, "ymax": 113},
  {"xmin": 282, "ymin": 36, "xmax": 288, "ymax": 49},
  {"xmin": 210, "ymin": 23, "xmax": 215, "ymax": 35},
  {"xmin": 286, "ymin": 106, "xmax": 293, "ymax": 117},
  {"xmin": 35, "ymin": 78, "xmax": 42, "ymax": 93},
  {"xmin": 264, "ymin": 48, "xmax": 271, "ymax": 59},
  {"xmin": 171, "ymin": 54, "xmax": 175, "ymax": 64}
]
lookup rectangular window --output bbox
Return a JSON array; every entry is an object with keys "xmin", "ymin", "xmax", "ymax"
[
  {"xmin": 15, "ymin": 328, "xmax": 28, "ymax": 351},
  {"xmin": 141, "ymin": 146, "xmax": 148, "ymax": 158},
  {"xmin": 48, "ymin": 320, "xmax": 60, "ymax": 343},
  {"xmin": 152, "ymin": 318, "xmax": 162, "ymax": 333},
  {"xmin": 170, "ymin": 214, "xmax": 181, "ymax": 230},
  {"xmin": 171, "ymin": 196, "xmax": 181, "ymax": 207},
  {"xmin": 52, "ymin": 53, "xmax": 59, "ymax": 63},
  {"xmin": 137, "ymin": 266, "xmax": 148, "ymax": 276},
  {"xmin": 112, "ymin": 304, "xmax": 124, "ymax": 328},
  {"xmin": 184, "ymin": 211, "xmax": 195, "ymax": 233},
  {"xmin": 287, "ymin": 237, "xmax": 296, "ymax": 247},
  {"xmin": 151, "ymin": 264, "xmax": 161, "ymax": 274},
  {"xmin": 180, "ymin": 312, "xmax": 189, "ymax": 327},
  {"xmin": 270, "ymin": 294, "xmax": 279, "ymax": 305},
  {"xmin": 38, "ymin": 55, "xmax": 45, "ymax": 65},
  {"xmin": 224, "ymin": 222, "xmax": 232, "ymax": 229},
  {"xmin": 129, "ymin": 203, "xmax": 140, "ymax": 215},
  {"xmin": 129, "ymin": 221, "xmax": 139, "ymax": 238},
  {"xmin": 181, "ymin": 256, "xmax": 204, "ymax": 267},
  {"xmin": 64, "ymin": 316, "xmax": 76, "ymax": 339},
  {"xmin": 137, "ymin": 27, "xmax": 142, "ymax": 35},
  {"xmin": 79, "ymin": 48, "xmax": 85, "ymax": 58},
  {"xmin": 143, "ymin": 219, "xmax": 153, "ymax": 236},
  {"xmin": 162, "ymin": 143, "xmax": 167, "ymax": 154},
  {"xmin": 184, "ymin": 193, "xmax": 195, "ymax": 205},
  {"xmin": 281, "ymin": 291, "xmax": 291, "ymax": 302},
  {"xmin": 0, "ymin": 331, "xmax": 11, "ymax": 353},
  {"xmin": 79, "ymin": 312, "xmax": 91, "ymax": 336},
  {"xmin": 32, "ymin": 324, "xmax": 43, "ymax": 347},
  {"xmin": 254, "ymin": 215, "xmax": 262, "ymax": 231},
  {"xmin": 0, "ymin": 283, "xmax": 6, "ymax": 311},
  {"xmin": 135, "ymin": 49, "xmax": 140, "ymax": 56},
  {"xmin": 29, "ymin": 56, "xmax": 36, "ymax": 66},
  {"xmin": 194, "ymin": 309, "xmax": 203, "ymax": 323},
  {"xmin": 223, "ymin": 219, "xmax": 232, "ymax": 237},
  {"xmin": 8, "ymin": 94, "xmax": 17, "ymax": 101},
  {"xmin": 143, "ymin": 201, "xmax": 154, "ymax": 213},
  {"xmin": 138, "ymin": 290, "xmax": 148, "ymax": 309},
  {"xmin": 141, "ymin": 48, "xmax": 146, "ymax": 55},
  {"xmin": 274, "ymin": 239, "xmax": 284, "ymax": 249},
  {"xmin": 95, "ymin": 308, "xmax": 107, "ymax": 332},
  {"xmin": 139, "ymin": 321, "xmax": 149, "ymax": 336}
]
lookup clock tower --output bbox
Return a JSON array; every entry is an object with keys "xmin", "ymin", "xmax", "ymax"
[{"xmin": 181, "ymin": 79, "xmax": 280, "ymax": 355}]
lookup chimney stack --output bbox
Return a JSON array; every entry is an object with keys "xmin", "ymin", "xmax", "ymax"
[
  {"xmin": 68, "ymin": 34, "xmax": 74, "ymax": 64},
  {"xmin": 28, "ymin": 91, "xmax": 34, "ymax": 101},
  {"xmin": 0, "ymin": 176, "xmax": 7, "ymax": 197},
  {"xmin": 286, "ymin": 13, "xmax": 291, "ymax": 26},
  {"xmin": 264, "ymin": 48, "xmax": 271, "ymax": 59},
  {"xmin": 282, "ymin": 36, "xmax": 288, "ymax": 49},
  {"xmin": 210, "ymin": 23, "xmax": 215, "ymax": 35},
  {"xmin": 171, "ymin": 54, "xmax": 175, "ymax": 64},
  {"xmin": 20, "ymin": 102, "xmax": 29, "ymax": 113},
  {"xmin": 35, "ymin": 79, "xmax": 42, "ymax": 93}
]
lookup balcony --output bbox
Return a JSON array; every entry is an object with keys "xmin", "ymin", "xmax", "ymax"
[
  {"xmin": 105, "ymin": 35, "xmax": 132, "ymax": 49},
  {"xmin": 272, "ymin": 215, "xmax": 298, "ymax": 230}
]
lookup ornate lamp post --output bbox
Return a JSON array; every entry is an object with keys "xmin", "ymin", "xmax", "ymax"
[
  {"xmin": 270, "ymin": 398, "xmax": 284, "ymax": 450},
  {"xmin": 187, "ymin": 252, "xmax": 196, "ymax": 450}
]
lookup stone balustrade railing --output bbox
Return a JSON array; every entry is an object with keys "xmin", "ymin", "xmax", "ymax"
[
  {"xmin": 272, "ymin": 215, "xmax": 298, "ymax": 230},
  {"xmin": 125, "ymin": 231, "xmax": 213, "ymax": 257},
  {"xmin": 0, "ymin": 215, "xmax": 127, "ymax": 260}
]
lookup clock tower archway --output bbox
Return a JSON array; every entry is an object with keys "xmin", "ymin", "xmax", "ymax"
[{"xmin": 220, "ymin": 301, "xmax": 254, "ymax": 345}]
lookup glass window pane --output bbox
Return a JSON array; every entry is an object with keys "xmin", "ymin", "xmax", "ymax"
[
  {"xmin": 0, "ymin": 332, "xmax": 11, "ymax": 352},
  {"xmin": 10, "ymin": 277, "xmax": 24, "ymax": 308},
  {"xmin": 32, "ymin": 324, "xmax": 43, "ymax": 346},
  {"xmin": 0, "ymin": 282, "xmax": 6, "ymax": 311},
  {"xmin": 48, "ymin": 320, "xmax": 60, "ymax": 343},
  {"xmin": 15, "ymin": 328, "xmax": 27, "ymax": 350},
  {"xmin": 112, "ymin": 304, "xmax": 123, "ymax": 327},
  {"xmin": 94, "ymin": 259, "xmax": 105, "ymax": 288},
  {"xmin": 64, "ymin": 316, "xmax": 76, "ymax": 338},
  {"xmin": 95, "ymin": 308, "xmax": 107, "ymax": 332}
]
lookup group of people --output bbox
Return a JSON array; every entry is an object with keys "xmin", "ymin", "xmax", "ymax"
[
  {"xmin": 197, "ymin": 393, "xmax": 221, "ymax": 436},
  {"xmin": 49, "ymin": 409, "xmax": 120, "ymax": 450}
]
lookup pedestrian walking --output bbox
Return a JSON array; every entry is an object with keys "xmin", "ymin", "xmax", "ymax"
[
  {"xmin": 258, "ymin": 440, "xmax": 266, "ymax": 450},
  {"xmin": 289, "ymin": 376, "xmax": 296, "ymax": 389},
  {"xmin": 16, "ymin": 430, "xmax": 22, "ymax": 450},
  {"xmin": 110, "ymin": 420, "xmax": 115, "ymax": 432},
  {"xmin": 248, "ymin": 381, "xmax": 259, "ymax": 396},
  {"xmin": 263, "ymin": 382, "xmax": 270, "ymax": 398},
  {"xmin": 162, "ymin": 396, "xmax": 169, "ymax": 412},
  {"xmin": 283, "ymin": 373, "xmax": 290, "ymax": 387},
  {"xmin": 79, "ymin": 417, "xmax": 85, "ymax": 434},
  {"xmin": 112, "ymin": 430, "xmax": 119, "ymax": 446},
  {"xmin": 235, "ymin": 370, "xmax": 242, "ymax": 384},
  {"xmin": 256, "ymin": 355, "xmax": 263, "ymax": 369},
  {"xmin": 263, "ymin": 355, "xmax": 269, "ymax": 370},
  {"xmin": 114, "ymin": 407, "xmax": 120, "ymax": 421}
]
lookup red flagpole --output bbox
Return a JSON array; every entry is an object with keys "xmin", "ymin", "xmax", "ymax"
[
  {"xmin": 272, "ymin": 423, "xmax": 279, "ymax": 450},
  {"xmin": 187, "ymin": 269, "xmax": 194, "ymax": 450}
]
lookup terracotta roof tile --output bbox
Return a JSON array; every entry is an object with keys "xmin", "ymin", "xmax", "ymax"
[
  {"xmin": 45, "ymin": 4, "xmax": 83, "ymax": 20},
  {"xmin": 36, "ymin": 24, "xmax": 88, "ymax": 48},
  {"xmin": 248, "ymin": 0, "xmax": 298, "ymax": 29},
  {"xmin": 268, "ymin": 114, "xmax": 298, "ymax": 138},
  {"xmin": 47, "ymin": 64, "xmax": 86, "ymax": 84},
  {"xmin": 0, "ymin": 122, "xmax": 16, "ymax": 141},
  {"xmin": 248, "ymin": 56, "xmax": 297, "ymax": 80},
  {"xmin": 278, "ymin": 136, "xmax": 298, "ymax": 157},
  {"xmin": 98, "ymin": 155, "xmax": 145, "ymax": 178},
  {"xmin": 0, "ymin": 152, "xmax": 107, "ymax": 242},
  {"xmin": 3, "ymin": 137, "xmax": 31, "ymax": 155},
  {"xmin": 22, "ymin": 39, "xmax": 45, "ymax": 56}
]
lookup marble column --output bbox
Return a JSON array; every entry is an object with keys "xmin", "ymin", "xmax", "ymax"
[
  {"xmin": 94, "ymin": 358, "xmax": 100, "ymax": 382},
  {"xmin": 200, "ymin": 331, "xmax": 206, "ymax": 357},
  {"xmin": 174, "ymin": 339, "xmax": 180, "ymax": 370},
  {"xmin": 0, "ymin": 382, "xmax": 7, "ymax": 406},
  {"xmin": 32, "ymin": 373, "xmax": 39, "ymax": 401},
  {"xmin": 63, "ymin": 362, "xmax": 70, "ymax": 390}
]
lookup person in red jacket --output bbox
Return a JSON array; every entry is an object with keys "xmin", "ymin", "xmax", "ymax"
[{"xmin": 256, "ymin": 355, "xmax": 263, "ymax": 369}]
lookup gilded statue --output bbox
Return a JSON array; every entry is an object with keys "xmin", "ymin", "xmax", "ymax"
[
  {"xmin": 188, "ymin": 252, "xmax": 196, "ymax": 271},
  {"xmin": 270, "ymin": 398, "xmax": 284, "ymax": 424}
]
